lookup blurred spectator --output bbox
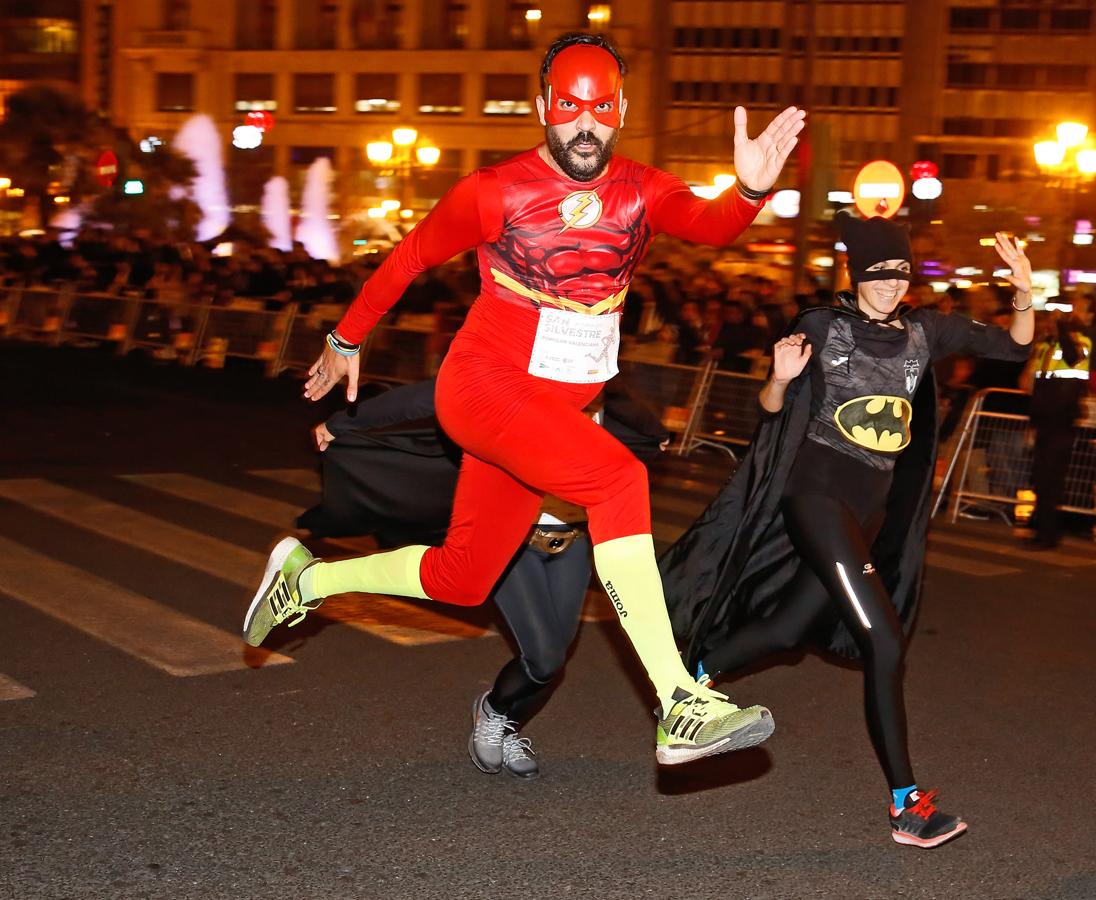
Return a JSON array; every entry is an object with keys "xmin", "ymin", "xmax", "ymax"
[
  {"xmin": 1021, "ymin": 309, "xmax": 1092, "ymax": 549},
  {"xmin": 713, "ymin": 301, "xmax": 767, "ymax": 373}
]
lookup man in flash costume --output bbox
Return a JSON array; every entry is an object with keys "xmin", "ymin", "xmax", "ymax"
[
  {"xmin": 242, "ymin": 32, "xmax": 806, "ymax": 765},
  {"xmin": 301, "ymin": 378, "xmax": 669, "ymax": 778},
  {"xmin": 661, "ymin": 213, "xmax": 1034, "ymax": 848}
]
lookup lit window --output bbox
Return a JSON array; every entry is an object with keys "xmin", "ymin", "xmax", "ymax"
[
  {"xmin": 587, "ymin": 4, "xmax": 611, "ymax": 25},
  {"xmin": 293, "ymin": 74, "xmax": 336, "ymax": 113},
  {"xmin": 156, "ymin": 73, "xmax": 194, "ymax": 112},
  {"xmin": 418, "ymin": 74, "xmax": 463, "ymax": 115},
  {"xmin": 356, "ymin": 73, "xmax": 400, "ymax": 113},
  {"xmin": 234, "ymin": 73, "xmax": 276, "ymax": 112},
  {"xmin": 483, "ymin": 74, "xmax": 531, "ymax": 116}
]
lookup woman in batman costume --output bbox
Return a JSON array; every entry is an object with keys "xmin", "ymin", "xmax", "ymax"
[{"xmin": 659, "ymin": 213, "xmax": 1034, "ymax": 848}]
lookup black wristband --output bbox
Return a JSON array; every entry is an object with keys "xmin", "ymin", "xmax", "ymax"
[{"xmin": 735, "ymin": 180, "xmax": 772, "ymax": 202}]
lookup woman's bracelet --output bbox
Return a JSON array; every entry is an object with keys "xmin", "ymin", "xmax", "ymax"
[
  {"xmin": 326, "ymin": 330, "xmax": 361, "ymax": 356},
  {"xmin": 1011, "ymin": 292, "xmax": 1033, "ymax": 312}
]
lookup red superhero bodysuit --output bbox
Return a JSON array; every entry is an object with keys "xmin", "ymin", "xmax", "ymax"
[{"xmin": 337, "ymin": 148, "xmax": 763, "ymax": 605}]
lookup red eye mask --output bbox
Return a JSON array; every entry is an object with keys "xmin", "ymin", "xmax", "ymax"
[{"xmin": 545, "ymin": 45, "xmax": 624, "ymax": 128}]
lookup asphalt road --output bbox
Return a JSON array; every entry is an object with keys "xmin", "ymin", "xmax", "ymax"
[{"xmin": 1, "ymin": 344, "xmax": 1094, "ymax": 900}]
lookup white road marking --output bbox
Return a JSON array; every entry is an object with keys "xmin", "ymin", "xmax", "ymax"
[
  {"xmin": 0, "ymin": 535, "xmax": 293, "ymax": 676},
  {"xmin": 0, "ymin": 673, "xmax": 35, "ymax": 702},
  {"xmin": 121, "ymin": 473, "xmax": 301, "ymax": 529},
  {"xmin": 247, "ymin": 468, "xmax": 321, "ymax": 492}
]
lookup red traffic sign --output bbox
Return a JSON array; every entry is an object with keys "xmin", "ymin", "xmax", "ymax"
[
  {"xmin": 852, "ymin": 160, "xmax": 905, "ymax": 219},
  {"xmin": 910, "ymin": 159, "xmax": 938, "ymax": 181},
  {"xmin": 245, "ymin": 110, "xmax": 275, "ymax": 132},
  {"xmin": 95, "ymin": 150, "xmax": 118, "ymax": 187}
]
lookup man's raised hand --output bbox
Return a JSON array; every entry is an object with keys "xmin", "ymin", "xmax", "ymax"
[
  {"xmin": 733, "ymin": 106, "xmax": 806, "ymax": 193},
  {"xmin": 304, "ymin": 343, "xmax": 360, "ymax": 402}
]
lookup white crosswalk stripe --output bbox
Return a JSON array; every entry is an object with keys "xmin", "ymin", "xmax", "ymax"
[
  {"xmin": 0, "ymin": 478, "xmax": 267, "ymax": 586},
  {"xmin": 0, "ymin": 467, "xmax": 1087, "ymax": 684},
  {"xmin": 0, "ymin": 534, "xmax": 293, "ymax": 676},
  {"xmin": 0, "ymin": 477, "xmax": 492, "ymax": 650},
  {"xmin": 121, "ymin": 473, "xmax": 301, "ymax": 529},
  {"xmin": 247, "ymin": 468, "xmax": 321, "ymax": 492},
  {"xmin": 0, "ymin": 673, "xmax": 35, "ymax": 702}
]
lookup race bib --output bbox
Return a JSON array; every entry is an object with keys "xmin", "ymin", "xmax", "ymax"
[{"xmin": 527, "ymin": 307, "xmax": 620, "ymax": 384}]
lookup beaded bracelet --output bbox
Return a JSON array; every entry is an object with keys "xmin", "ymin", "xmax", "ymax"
[{"xmin": 326, "ymin": 330, "xmax": 361, "ymax": 356}]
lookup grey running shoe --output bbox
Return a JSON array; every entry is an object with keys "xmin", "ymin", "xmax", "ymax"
[
  {"xmin": 243, "ymin": 537, "xmax": 321, "ymax": 647},
  {"xmin": 502, "ymin": 734, "xmax": 539, "ymax": 779},
  {"xmin": 655, "ymin": 682, "xmax": 775, "ymax": 765},
  {"xmin": 468, "ymin": 692, "xmax": 512, "ymax": 774}
]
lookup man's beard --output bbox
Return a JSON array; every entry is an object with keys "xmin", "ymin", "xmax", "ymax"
[{"xmin": 545, "ymin": 128, "xmax": 618, "ymax": 182}]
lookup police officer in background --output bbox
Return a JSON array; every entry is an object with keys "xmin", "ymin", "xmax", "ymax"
[{"xmin": 1022, "ymin": 300, "xmax": 1093, "ymax": 549}]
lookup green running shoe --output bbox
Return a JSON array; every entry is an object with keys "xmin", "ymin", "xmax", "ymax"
[
  {"xmin": 243, "ymin": 537, "xmax": 321, "ymax": 647},
  {"xmin": 655, "ymin": 681, "xmax": 774, "ymax": 765}
]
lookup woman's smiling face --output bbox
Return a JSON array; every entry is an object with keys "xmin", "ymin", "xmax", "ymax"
[{"xmin": 857, "ymin": 259, "xmax": 911, "ymax": 319}]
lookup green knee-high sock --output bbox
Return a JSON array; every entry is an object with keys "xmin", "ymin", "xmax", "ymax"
[
  {"xmin": 300, "ymin": 545, "xmax": 432, "ymax": 602},
  {"xmin": 592, "ymin": 533, "xmax": 703, "ymax": 713}
]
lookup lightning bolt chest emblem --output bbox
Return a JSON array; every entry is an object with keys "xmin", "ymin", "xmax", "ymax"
[{"xmin": 557, "ymin": 189, "xmax": 604, "ymax": 234}]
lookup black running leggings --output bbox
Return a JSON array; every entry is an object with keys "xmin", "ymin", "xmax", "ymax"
[
  {"xmin": 487, "ymin": 534, "xmax": 591, "ymax": 725},
  {"xmin": 703, "ymin": 494, "xmax": 914, "ymax": 789}
]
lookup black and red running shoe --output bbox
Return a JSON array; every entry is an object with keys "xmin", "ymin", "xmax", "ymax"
[{"xmin": 889, "ymin": 789, "xmax": 968, "ymax": 849}]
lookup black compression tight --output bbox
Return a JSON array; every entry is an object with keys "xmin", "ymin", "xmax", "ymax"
[
  {"xmin": 487, "ymin": 536, "xmax": 591, "ymax": 725},
  {"xmin": 703, "ymin": 494, "xmax": 914, "ymax": 789}
]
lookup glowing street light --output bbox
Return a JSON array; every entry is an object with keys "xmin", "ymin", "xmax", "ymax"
[
  {"xmin": 713, "ymin": 173, "xmax": 737, "ymax": 191},
  {"xmin": 1034, "ymin": 140, "xmax": 1066, "ymax": 168},
  {"xmin": 415, "ymin": 145, "xmax": 441, "ymax": 166},
  {"xmin": 771, "ymin": 189, "xmax": 801, "ymax": 218},
  {"xmin": 366, "ymin": 141, "xmax": 394, "ymax": 163},
  {"xmin": 380, "ymin": 199, "xmax": 401, "ymax": 212},
  {"xmin": 1056, "ymin": 121, "xmax": 1088, "ymax": 148},
  {"xmin": 1076, "ymin": 149, "xmax": 1096, "ymax": 175},
  {"xmin": 367, "ymin": 127, "xmax": 441, "ymax": 211},
  {"xmin": 0, "ymin": 177, "xmax": 10, "ymax": 190}
]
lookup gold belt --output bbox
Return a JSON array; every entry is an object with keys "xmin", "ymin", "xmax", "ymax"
[
  {"xmin": 527, "ymin": 526, "xmax": 583, "ymax": 554},
  {"xmin": 490, "ymin": 267, "xmax": 628, "ymax": 316}
]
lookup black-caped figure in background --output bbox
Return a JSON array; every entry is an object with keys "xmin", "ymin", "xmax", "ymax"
[
  {"xmin": 300, "ymin": 377, "xmax": 668, "ymax": 778},
  {"xmin": 660, "ymin": 215, "xmax": 1034, "ymax": 849}
]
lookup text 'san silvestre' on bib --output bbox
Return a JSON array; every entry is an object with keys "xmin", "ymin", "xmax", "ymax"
[{"xmin": 528, "ymin": 308, "xmax": 620, "ymax": 384}]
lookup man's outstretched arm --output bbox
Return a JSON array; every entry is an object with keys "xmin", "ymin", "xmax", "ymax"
[
  {"xmin": 305, "ymin": 169, "xmax": 502, "ymax": 402},
  {"xmin": 646, "ymin": 105, "xmax": 804, "ymax": 247}
]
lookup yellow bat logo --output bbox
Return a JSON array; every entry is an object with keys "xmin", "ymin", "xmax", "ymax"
[
  {"xmin": 834, "ymin": 395, "xmax": 913, "ymax": 453},
  {"xmin": 558, "ymin": 190, "xmax": 603, "ymax": 233}
]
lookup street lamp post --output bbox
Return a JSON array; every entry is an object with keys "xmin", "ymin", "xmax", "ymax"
[
  {"xmin": 365, "ymin": 127, "xmax": 440, "ymax": 214},
  {"xmin": 1033, "ymin": 121, "xmax": 1096, "ymax": 281}
]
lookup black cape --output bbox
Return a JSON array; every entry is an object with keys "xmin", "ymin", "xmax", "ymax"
[
  {"xmin": 298, "ymin": 377, "xmax": 669, "ymax": 547},
  {"xmin": 658, "ymin": 306, "xmax": 939, "ymax": 662}
]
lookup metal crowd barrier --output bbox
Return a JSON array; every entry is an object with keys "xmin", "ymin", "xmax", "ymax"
[
  {"xmin": 2, "ymin": 287, "xmax": 769, "ymax": 457},
  {"xmin": 4, "ymin": 286, "xmax": 73, "ymax": 344},
  {"xmin": 935, "ymin": 387, "xmax": 1096, "ymax": 523},
  {"xmin": 685, "ymin": 367, "xmax": 765, "ymax": 456}
]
